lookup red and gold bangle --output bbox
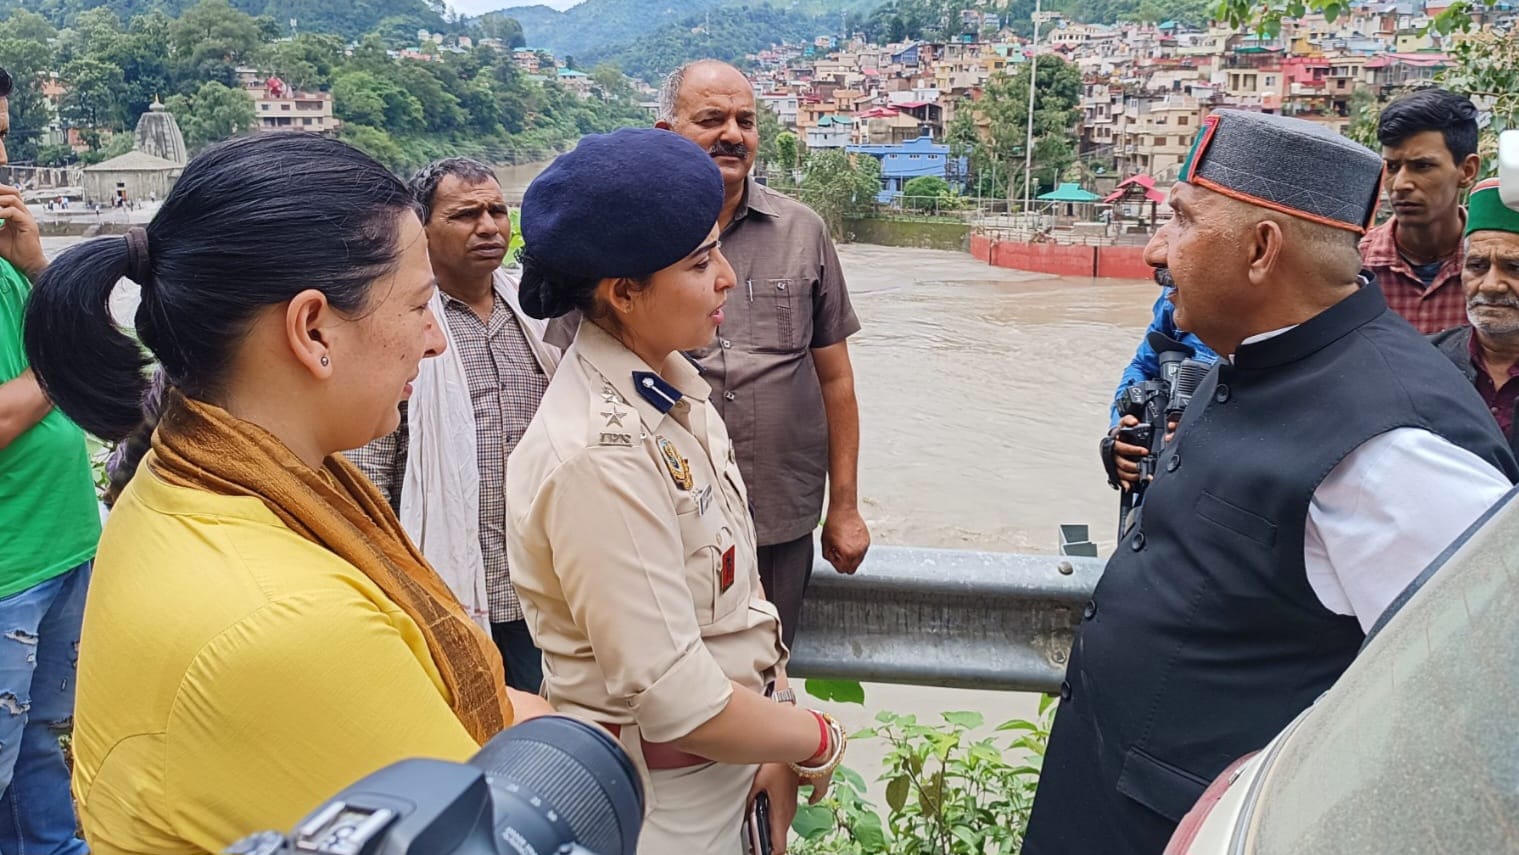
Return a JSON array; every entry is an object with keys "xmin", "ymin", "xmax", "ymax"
[
  {"xmin": 791, "ymin": 711, "xmax": 846, "ymax": 780},
  {"xmin": 807, "ymin": 710, "xmax": 830, "ymax": 763}
]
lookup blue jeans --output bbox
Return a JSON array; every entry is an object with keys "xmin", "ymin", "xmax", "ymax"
[{"xmin": 0, "ymin": 562, "xmax": 90, "ymax": 855}]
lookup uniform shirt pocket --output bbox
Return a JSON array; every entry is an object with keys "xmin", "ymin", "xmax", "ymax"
[{"xmin": 676, "ymin": 508, "xmax": 743, "ymax": 627}]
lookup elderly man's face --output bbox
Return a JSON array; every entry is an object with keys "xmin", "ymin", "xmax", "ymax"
[
  {"xmin": 1143, "ymin": 182, "xmax": 1251, "ymax": 352},
  {"xmin": 1464, "ymin": 231, "xmax": 1519, "ymax": 337},
  {"xmin": 661, "ymin": 63, "xmax": 758, "ymax": 191}
]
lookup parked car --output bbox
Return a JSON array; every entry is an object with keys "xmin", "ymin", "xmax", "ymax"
[{"xmin": 1165, "ymin": 487, "xmax": 1519, "ymax": 855}]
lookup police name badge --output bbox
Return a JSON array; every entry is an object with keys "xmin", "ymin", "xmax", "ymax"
[{"xmin": 656, "ymin": 436, "xmax": 694, "ymax": 490}]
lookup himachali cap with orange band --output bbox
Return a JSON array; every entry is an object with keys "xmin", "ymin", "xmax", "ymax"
[{"xmin": 1177, "ymin": 109, "xmax": 1385, "ymax": 234}]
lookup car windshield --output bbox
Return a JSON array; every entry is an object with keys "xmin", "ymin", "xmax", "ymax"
[{"xmin": 1247, "ymin": 488, "xmax": 1519, "ymax": 853}]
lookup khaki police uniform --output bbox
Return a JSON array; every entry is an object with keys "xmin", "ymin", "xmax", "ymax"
[{"xmin": 506, "ymin": 319, "xmax": 788, "ymax": 854}]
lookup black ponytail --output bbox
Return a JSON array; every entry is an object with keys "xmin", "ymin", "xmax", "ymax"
[
  {"xmin": 102, "ymin": 367, "xmax": 169, "ymax": 507},
  {"xmin": 23, "ymin": 237, "xmax": 150, "ymax": 440},
  {"xmin": 23, "ymin": 133, "xmax": 417, "ymax": 442}
]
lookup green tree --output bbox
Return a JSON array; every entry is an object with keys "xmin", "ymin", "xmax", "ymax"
[
  {"xmin": 970, "ymin": 55, "xmax": 1082, "ymax": 203},
  {"xmin": 169, "ymin": 0, "xmax": 263, "ymax": 83},
  {"xmin": 113, "ymin": 11, "xmax": 176, "ymax": 120},
  {"xmin": 589, "ymin": 63, "xmax": 633, "ymax": 100},
  {"xmin": 55, "ymin": 7, "xmax": 125, "ymax": 65},
  {"xmin": 799, "ymin": 151, "xmax": 882, "ymax": 239},
  {"xmin": 1440, "ymin": 29, "xmax": 1519, "ymax": 179},
  {"xmin": 258, "ymin": 33, "xmax": 345, "ymax": 92},
  {"xmin": 756, "ymin": 104, "xmax": 784, "ymax": 171},
  {"xmin": 776, "ymin": 132, "xmax": 799, "ymax": 171},
  {"xmin": 77, "ymin": 130, "xmax": 133, "ymax": 165},
  {"xmin": 395, "ymin": 61, "xmax": 465, "ymax": 133},
  {"xmin": 1343, "ymin": 87, "xmax": 1384, "ymax": 153},
  {"xmin": 35, "ymin": 143, "xmax": 77, "ymax": 167},
  {"xmin": 902, "ymin": 175, "xmax": 953, "ymax": 210},
  {"xmin": 0, "ymin": 10, "xmax": 58, "ymax": 162},
  {"xmin": 164, "ymin": 80, "xmax": 256, "ymax": 150},
  {"xmin": 474, "ymin": 11, "xmax": 526, "ymax": 48},
  {"xmin": 339, "ymin": 123, "xmax": 405, "ymax": 171},
  {"xmin": 331, "ymin": 69, "xmax": 424, "ymax": 132},
  {"xmin": 60, "ymin": 56, "xmax": 127, "ymax": 130}
]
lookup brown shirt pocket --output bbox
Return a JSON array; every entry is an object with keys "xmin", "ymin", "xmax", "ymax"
[{"xmin": 750, "ymin": 278, "xmax": 810, "ymax": 353}]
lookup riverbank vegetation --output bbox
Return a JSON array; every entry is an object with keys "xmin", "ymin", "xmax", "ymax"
[{"xmin": 0, "ymin": 0, "xmax": 648, "ymax": 173}]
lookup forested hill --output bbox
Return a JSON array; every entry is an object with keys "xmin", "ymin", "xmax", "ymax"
[
  {"xmin": 588, "ymin": 4, "xmax": 838, "ymax": 83},
  {"xmin": 0, "ymin": 0, "xmax": 461, "ymax": 40},
  {"xmin": 492, "ymin": 0, "xmax": 877, "ymax": 61},
  {"xmin": 488, "ymin": 0, "xmax": 734, "ymax": 58}
]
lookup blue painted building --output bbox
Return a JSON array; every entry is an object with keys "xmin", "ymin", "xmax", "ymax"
[{"xmin": 846, "ymin": 131, "xmax": 968, "ymax": 203}]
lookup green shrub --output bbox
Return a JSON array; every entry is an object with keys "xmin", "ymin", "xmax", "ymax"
[{"xmin": 793, "ymin": 695, "xmax": 1055, "ymax": 854}]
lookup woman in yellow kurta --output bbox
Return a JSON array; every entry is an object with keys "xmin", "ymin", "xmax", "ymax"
[
  {"xmin": 22, "ymin": 134, "xmax": 548, "ymax": 855},
  {"xmin": 506, "ymin": 128, "xmax": 847, "ymax": 854}
]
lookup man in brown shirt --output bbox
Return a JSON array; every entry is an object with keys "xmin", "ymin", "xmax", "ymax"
[{"xmin": 660, "ymin": 60, "xmax": 870, "ymax": 648}]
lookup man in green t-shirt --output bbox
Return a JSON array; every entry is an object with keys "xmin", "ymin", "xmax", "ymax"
[{"xmin": 0, "ymin": 66, "xmax": 97, "ymax": 854}]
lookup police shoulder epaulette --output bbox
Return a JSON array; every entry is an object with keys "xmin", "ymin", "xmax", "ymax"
[{"xmin": 590, "ymin": 384, "xmax": 635, "ymax": 448}]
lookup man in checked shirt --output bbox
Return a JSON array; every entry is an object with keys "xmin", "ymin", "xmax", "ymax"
[
  {"xmin": 347, "ymin": 158, "xmax": 560, "ymax": 692},
  {"xmin": 1359, "ymin": 88, "xmax": 1482, "ymax": 333}
]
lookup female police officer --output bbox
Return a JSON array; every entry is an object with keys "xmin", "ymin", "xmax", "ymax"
[{"xmin": 506, "ymin": 128, "xmax": 846, "ymax": 854}]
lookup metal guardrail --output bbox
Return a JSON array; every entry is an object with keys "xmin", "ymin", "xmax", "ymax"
[{"xmin": 788, "ymin": 544, "xmax": 1105, "ymax": 694}]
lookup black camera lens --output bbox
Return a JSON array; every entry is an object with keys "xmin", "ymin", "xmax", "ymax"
[{"xmin": 470, "ymin": 716, "xmax": 645, "ymax": 855}]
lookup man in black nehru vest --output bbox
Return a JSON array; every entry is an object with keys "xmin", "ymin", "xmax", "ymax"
[{"xmin": 1022, "ymin": 110, "xmax": 1518, "ymax": 855}]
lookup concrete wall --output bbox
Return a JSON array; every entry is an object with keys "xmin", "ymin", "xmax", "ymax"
[{"xmin": 844, "ymin": 217, "xmax": 971, "ymax": 251}]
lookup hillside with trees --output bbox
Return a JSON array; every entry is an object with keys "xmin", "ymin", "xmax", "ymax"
[
  {"xmin": 0, "ymin": 0, "xmax": 468, "ymax": 40},
  {"xmin": 0, "ymin": 0, "xmax": 644, "ymax": 172},
  {"xmin": 588, "ymin": 4, "xmax": 835, "ymax": 82},
  {"xmin": 492, "ymin": 0, "xmax": 877, "ymax": 61}
]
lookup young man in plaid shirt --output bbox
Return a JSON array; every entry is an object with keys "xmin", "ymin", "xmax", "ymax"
[{"xmin": 1359, "ymin": 88, "xmax": 1482, "ymax": 333}]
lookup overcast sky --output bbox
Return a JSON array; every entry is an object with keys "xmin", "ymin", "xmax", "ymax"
[{"xmin": 450, "ymin": 0, "xmax": 583, "ymax": 13}]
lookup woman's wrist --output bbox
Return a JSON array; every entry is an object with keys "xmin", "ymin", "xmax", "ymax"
[{"xmin": 791, "ymin": 711, "xmax": 846, "ymax": 779}]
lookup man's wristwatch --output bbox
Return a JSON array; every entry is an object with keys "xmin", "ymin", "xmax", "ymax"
[{"xmin": 772, "ymin": 688, "xmax": 797, "ymax": 705}]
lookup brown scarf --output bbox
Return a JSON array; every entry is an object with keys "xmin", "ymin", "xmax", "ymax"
[{"xmin": 147, "ymin": 391, "xmax": 513, "ymax": 744}]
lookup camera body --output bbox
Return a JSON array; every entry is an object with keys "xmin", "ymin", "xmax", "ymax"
[
  {"xmin": 1111, "ymin": 332, "xmax": 1212, "ymax": 529},
  {"xmin": 227, "ymin": 716, "xmax": 643, "ymax": 855}
]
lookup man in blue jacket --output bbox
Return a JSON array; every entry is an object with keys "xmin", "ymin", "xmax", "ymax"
[{"xmin": 1103, "ymin": 288, "xmax": 1218, "ymax": 489}]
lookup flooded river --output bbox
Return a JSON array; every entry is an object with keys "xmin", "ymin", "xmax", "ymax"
[{"xmin": 43, "ymin": 177, "xmax": 1159, "ymax": 808}]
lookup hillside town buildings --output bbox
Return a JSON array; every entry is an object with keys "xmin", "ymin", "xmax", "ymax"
[{"xmin": 745, "ymin": 0, "xmax": 1516, "ymax": 202}]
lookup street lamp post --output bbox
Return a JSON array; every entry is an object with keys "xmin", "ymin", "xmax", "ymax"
[{"xmin": 1023, "ymin": 0, "xmax": 1047, "ymax": 221}]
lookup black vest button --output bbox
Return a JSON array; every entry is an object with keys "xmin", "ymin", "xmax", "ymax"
[
  {"xmin": 1215, "ymin": 384, "xmax": 1231, "ymax": 404},
  {"xmin": 1131, "ymin": 531, "xmax": 1146, "ymax": 551},
  {"xmin": 1083, "ymin": 599, "xmax": 1097, "ymax": 619},
  {"xmin": 1059, "ymin": 680, "xmax": 1072, "ymax": 701},
  {"xmin": 1166, "ymin": 454, "xmax": 1180, "ymax": 472}
]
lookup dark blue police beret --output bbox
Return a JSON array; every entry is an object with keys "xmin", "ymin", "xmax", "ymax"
[{"xmin": 521, "ymin": 128, "xmax": 725, "ymax": 280}]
